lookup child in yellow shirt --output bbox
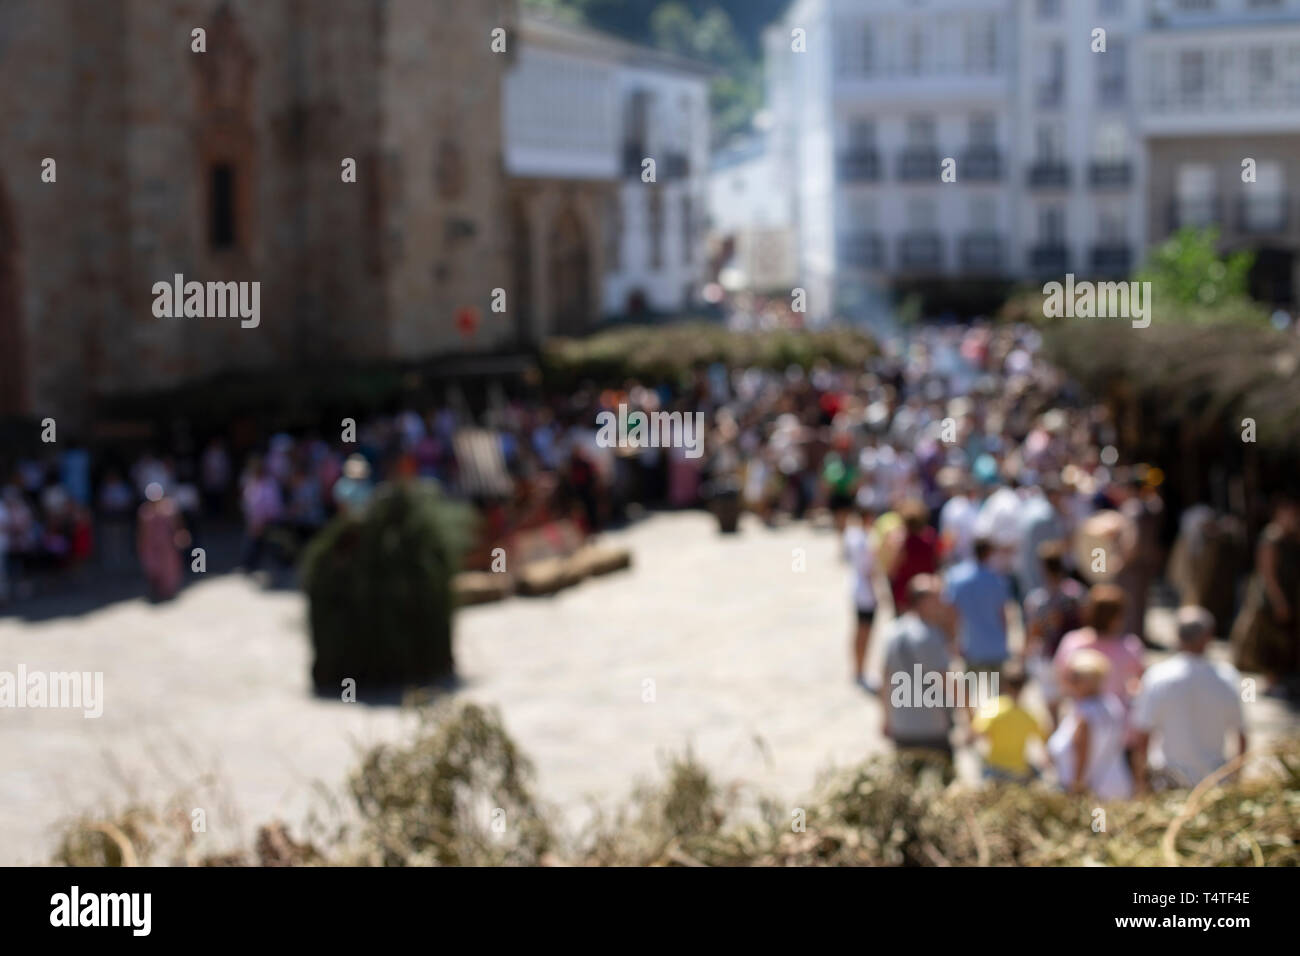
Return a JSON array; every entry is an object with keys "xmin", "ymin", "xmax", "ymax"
[{"xmin": 972, "ymin": 665, "xmax": 1046, "ymax": 783}]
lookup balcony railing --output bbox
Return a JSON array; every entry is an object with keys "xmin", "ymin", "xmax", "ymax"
[
  {"xmin": 1090, "ymin": 243, "xmax": 1132, "ymax": 277},
  {"xmin": 839, "ymin": 233, "xmax": 886, "ymax": 269},
  {"xmin": 960, "ymin": 147, "xmax": 1002, "ymax": 182},
  {"xmin": 837, "ymin": 150, "xmax": 882, "ymax": 183},
  {"xmin": 1089, "ymin": 160, "xmax": 1132, "ymax": 189},
  {"xmin": 1238, "ymin": 194, "xmax": 1289, "ymax": 235},
  {"xmin": 897, "ymin": 232, "xmax": 944, "ymax": 271},
  {"xmin": 1167, "ymin": 197, "xmax": 1220, "ymax": 232},
  {"xmin": 960, "ymin": 233, "xmax": 1005, "ymax": 274},
  {"xmin": 897, "ymin": 149, "xmax": 942, "ymax": 182},
  {"xmin": 1029, "ymin": 242, "xmax": 1069, "ymax": 275},
  {"xmin": 1028, "ymin": 160, "xmax": 1070, "ymax": 189}
]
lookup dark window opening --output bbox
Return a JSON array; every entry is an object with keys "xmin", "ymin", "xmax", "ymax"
[{"xmin": 210, "ymin": 163, "xmax": 236, "ymax": 250}]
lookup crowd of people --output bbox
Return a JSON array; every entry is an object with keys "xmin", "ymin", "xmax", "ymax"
[
  {"xmin": 801, "ymin": 324, "xmax": 1269, "ymax": 797},
  {"xmin": 1, "ymin": 319, "xmax": 1293, "ymax": 801}
]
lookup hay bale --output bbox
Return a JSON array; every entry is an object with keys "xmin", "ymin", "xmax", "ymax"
[
  {"xmin": 516, "ymin": 556, "xmax": 579, "ymax": 596},
  {"xmin": 567, "ymin": 543, "xmax": 632, "ymax": 578},
  {"xmin": 454, "ymin": 571, "xmax": 511, "ymax": 606}
]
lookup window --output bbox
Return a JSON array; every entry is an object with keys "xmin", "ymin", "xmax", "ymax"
[
  {"xmin": 1178, "ymin": 50, "xmax": 1207, "ymax": 103},
  {"xmin": 194, "ymin": 7, "xmax": 255, "ymax": 256},
  {"xmin": 970, "ymin": 196, "xmax": 997, "ymax": 230},
  {"xmin": 1255, "ymin": 160, "xmax": 1284, "ymax": 195},
  {"xmin": 907, "ymin": 197, "xmax": 937, "ymax": 231},
  {"xmin": 1098, "ymin": 206, "xmax": 1127, "ymax": 243},
  {"xmin": 606, "ymin": 194, "xmax": 622, "ymax": 272},
  {"xmin": 1177, "ymin": 163, "xmax": 1216, "ymax": 227},
  {"xmin": 1177, "ymin": 163, "xmax": 1215, "ymax": 198},
  {"xmin": 1246, "ymin": 160, "xmax": 1286, "ymax": 231},
  {"xmin": 970, "ymin": 114, "xmax": 997, "ymax": 148},
  {"xmin": 649, "ymin": 188, "xmax": 663, "ymax": 270},
  {"xmin": 1099, "ymin": 0, "xmax": 1123, "ymax": 14},
  {"xmin": 863, "ymin": 25, "xmax": 876, "ymax": 75},
  {"xmin": 1177, "ymin": 0, "xmax": 1214, "ymax": 10},
  {"xmin": 848, "ymin": 119, "xmax": 876, "ymax": 150},
  {"xmin": 1037, "ymin": 0, "xmax": 1063, "ymax": 19},
  {"xmin": 209, "ymin": 163, "xmax": 236, "ymax": 250},
  {"xmin": 904, "ymin": 27, "xmax": 924, "ymax": 75},
  {"xmin": 906, "ymin": 115, "xmax": 936, "ymax": 148},
  {"xmin": 1098, "ymin": 38, "xmax": 1127, "ymax": 105},
  {"xmin": 1038, "ymin": 41, "xmax": 1065, "ymax": 106},
  {"xmin": 849, "ymin": 196, "xmax": 879, "ymax": 231},
  {"xmin": 1038, "ymin": 205, "xmax": 1066, "ymax": 242},
  {"xmin": 1249, "ymin": 47, "xmax": 1276, "ymax": 98},
  {"xmin": 1095, "ymin": 121, "xmax": 1127, "ymax": 161},
  {"xmin": 681, "ymin": 195, "xmax": 692, "ymax": 265},
  {"xmin": 965, "ymin": 16, "xmax": 997, "ymax": 73},
  {"xmin": 626, "ymin": 89, "xmax": 651, "ymax": 155},
  {"xmin": 1036, "ymin": 122, "xmax": 1065, "ymax": 160}
]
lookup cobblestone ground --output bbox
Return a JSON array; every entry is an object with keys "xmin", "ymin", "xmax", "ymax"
[{"xmin": 1, "ymin": 511, "xmax": 1295, "ymax": 864}]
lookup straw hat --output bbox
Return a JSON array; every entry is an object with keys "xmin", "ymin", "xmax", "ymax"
[{"xmin": 1074, "ymin": 509, "xmax": 1130, "ymax": 583}]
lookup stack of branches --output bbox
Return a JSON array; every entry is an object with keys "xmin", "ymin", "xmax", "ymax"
[
  {"xmin": 51, "ymin": 702, "xmax": 1300, "ymax": 867},
  {"xmin": 1043, "ymin": 319, "xmax": 1300, "ymax": 454},
  {"xmin": 582, "ymin": 744, "xmax": 1300, "ymax": 867},
  {"xmin": 541, "ymin": 323, "xmax": 877, "ymax": 390}
]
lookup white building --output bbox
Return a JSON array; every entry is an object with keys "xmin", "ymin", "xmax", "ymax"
[
  {"xmin": 1139, "ymin": 0, "xmax": 1300, "ymax": 303},
  {"xmin": 1016, "ymin": 0, "xmax": 1146, "ymax": 281},
  {"xmin": 502, "ymin": 14, "xmax": 712, "ymax": 338},
  {"xmin": 765, "ymin": 0, "xmax": 1027, "ymax": 321},
  {"xmin": 706, "ymin": 128, "xmax": 800, "ymax": 293},
  {"xmin": 756, "ymin": 0, "xmax": 1163, "ymax": 319}
]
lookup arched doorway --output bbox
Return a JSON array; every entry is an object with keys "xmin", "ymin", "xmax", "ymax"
[
  {"xmin": 548, "ymin": 205, "xmax": 590, "ymax": 336},
  {"xmin": 510, "ymin": 199, "xmax": 534, "ymax": 347},
  {"xmin": 0, "ymin": 185, "xmax": 27, "ymax": 417}
]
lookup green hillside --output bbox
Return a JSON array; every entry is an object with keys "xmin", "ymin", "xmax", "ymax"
[{"xmin": 523, "ymin": 0, "xmax": 790, "ymax": 142}]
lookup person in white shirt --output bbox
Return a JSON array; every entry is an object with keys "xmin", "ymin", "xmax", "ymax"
[
  {"xmin": 938, "ymin": 475, "xmax": 978, "ymax": 566},
  {"xmin": 1048, "ymin": 648, "xmax": 1133, "ymax": 800},
  {"xmin": 1132, "ymin": 606, "xmax": 1247, "ymax": 791},
  {"xmin": 844, "ymin": 504, "xmax": 881, "ymax": 692},
  {"xmin": 975, "ymin": 480, "xmax": 1023, "ymax": 581}
]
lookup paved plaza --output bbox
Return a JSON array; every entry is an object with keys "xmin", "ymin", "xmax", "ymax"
[{"xmin": 1, "ymin": 511, "xmax": 1295, "ymax": 864}]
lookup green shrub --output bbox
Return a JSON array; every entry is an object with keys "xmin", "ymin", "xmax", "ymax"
[{"xmin": 299, "ymin": 480, "xmax": 475, "ymax": 696}]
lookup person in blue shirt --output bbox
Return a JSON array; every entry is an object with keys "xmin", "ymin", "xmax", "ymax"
[{"xmin": 944, "ymin": 536, "xmax": 1012, "ymax": 679}]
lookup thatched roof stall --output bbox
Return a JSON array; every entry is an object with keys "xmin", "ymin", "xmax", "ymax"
[{"xmin": 1044, "ymin": 318, "xmax": 1300, "ymax": 541}]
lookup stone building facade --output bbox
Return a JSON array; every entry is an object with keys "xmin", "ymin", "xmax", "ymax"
[{"xmin": 0, "ymin": 0, "xmax": 517, "ymax": 430}]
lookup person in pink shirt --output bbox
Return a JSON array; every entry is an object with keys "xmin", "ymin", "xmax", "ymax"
[
  {"xmin": 240, "ymin": 456, "xmax": 284, "ymax": 572},
  {"xmin": 1053, "ymin": 583, "xmax": 1146, "ymax": 712}
]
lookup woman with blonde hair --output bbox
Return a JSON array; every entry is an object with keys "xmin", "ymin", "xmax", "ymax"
[{"xmin": 1048, "ymin": 648, "xmax": 1133, "ymax": 799}]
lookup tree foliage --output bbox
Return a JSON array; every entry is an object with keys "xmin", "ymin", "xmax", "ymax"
[{"xmin": 1136, "ymin": 227, "xmax": 1259, "ymax": 316}]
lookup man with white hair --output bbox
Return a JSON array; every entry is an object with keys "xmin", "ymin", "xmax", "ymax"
[{"xmin": 1132, "ymin": 606, "xmax": 1247, "ymax": 791}]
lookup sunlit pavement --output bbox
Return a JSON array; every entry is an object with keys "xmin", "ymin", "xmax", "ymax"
[{"xmin": 1, "ymin": 510, "xmax": 1294, "ymax": 864}]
